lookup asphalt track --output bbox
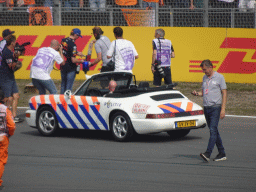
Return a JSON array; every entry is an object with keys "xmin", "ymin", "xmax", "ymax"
[{"xmin": 2, "ymin": 108, "xmax": 256, "ymax": 192}]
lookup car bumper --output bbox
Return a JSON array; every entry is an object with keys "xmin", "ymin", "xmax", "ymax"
[
  {"xmin": 131, "ymin": 116, "xmax": 206, "ymax": 134},
  {"xmin": 25, "ymin": 109, "xmax": 37, "ymax": 128}
]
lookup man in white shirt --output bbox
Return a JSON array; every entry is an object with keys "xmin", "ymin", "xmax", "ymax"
[
  {"xmin": 107, "ymin": 27, "xmax": 139, "ymax": 74},
  {"xmin": 30, "ymin": 40, "xmax": 64, "ymax": 95}
]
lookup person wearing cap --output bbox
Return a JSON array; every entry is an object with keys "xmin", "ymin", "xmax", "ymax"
[
  {"xmin": 30, "ymin": 39, "xmax": 65, "ymax": 95},
  {"xmin": 0, "ymin": 90, "xmax": 16, "ymax": 190},
  {"xmin": 0, "ymin": 29, "xmax": 15, "ymax": 56},
  {"xmin": 89, "ymin": 27, "xmax": 112, "ymax": 72},
  {"xmin": 0, "ymin": 35, "xmax": 22, "ymax": 123},
  {"xmin": 60, "ymin": 28, "xmax": 85, "ymax": 94}
]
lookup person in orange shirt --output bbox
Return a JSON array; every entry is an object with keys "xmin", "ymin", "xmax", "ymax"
[{"xmin": 0, "ymin": 90, "xmax": 16, "ymax": 190}]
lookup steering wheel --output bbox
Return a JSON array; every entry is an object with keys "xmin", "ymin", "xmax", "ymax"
[{"xmin": 86, "ymin": 88, "xmax": 102, "ymax": 96}]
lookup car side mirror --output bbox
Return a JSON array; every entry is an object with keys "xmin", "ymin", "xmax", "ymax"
[{"xmin": 64, "ymin": 90, "xmax": 72, "ymax": 99}]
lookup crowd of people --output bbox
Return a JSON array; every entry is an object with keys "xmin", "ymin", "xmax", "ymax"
[
  {"xmin": 0, "ymin": 0, "xmax": 254, "ymax": 12},
  {"xmin": 0, "ymin": 26, "xmax": 229, "ymax": 189}
]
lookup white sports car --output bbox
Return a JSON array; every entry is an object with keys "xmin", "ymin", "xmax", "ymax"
[{"xmin": 26, "ymin": 72, "xmax": 206, "ymax": 141}]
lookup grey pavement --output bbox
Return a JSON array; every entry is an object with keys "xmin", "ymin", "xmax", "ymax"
[{"xmin": 2, "ymin": 109, "xmax": 256, "ymax": 191}]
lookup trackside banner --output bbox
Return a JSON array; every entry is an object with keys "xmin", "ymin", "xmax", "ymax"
[{"xmin": 1, "ymin": 26, "xmax": 256, "ymax": 83}]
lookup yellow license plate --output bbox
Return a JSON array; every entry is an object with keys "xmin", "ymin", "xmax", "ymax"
[{"xmin": 175, "ymin": 120, "xmax": 196, "ymax": 128}]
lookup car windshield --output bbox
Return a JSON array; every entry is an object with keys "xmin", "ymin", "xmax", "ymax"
[{"xmin": 74, "ymin": 72, "xmax": 133, "ymax": 96}]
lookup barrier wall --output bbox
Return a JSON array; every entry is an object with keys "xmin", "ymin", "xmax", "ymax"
[{"xmin": 1, "ymin": 26, "xmax": 256, "ymax": 83}]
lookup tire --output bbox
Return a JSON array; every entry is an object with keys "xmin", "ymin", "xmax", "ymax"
[
  {"xmin": 167, "ymin": 129, "xmax": 190, "ymax": 139},
  {"xmin": 110, "ymin": 112, "xmax": 134, "ymax": 142},
  {"xmin": 36, "ymin": 106, "xmax": 59, "ymax": 136}
]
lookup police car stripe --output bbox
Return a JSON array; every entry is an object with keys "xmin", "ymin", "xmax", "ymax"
[
  {"xmin": 186, "ymin": 102, "xmax": 193, "ymax": 111},
  {"xmin": 55, "ymin": 112, "xmax": 67, "ymax": 129},
  {"xmin": 90, "ymin": 106, "xmax": 108, "ymax": 130},
  {"xmin": 58, "ymin": 104, "xmax": 78, "ymax": 129},
  {"xmin": 29, "ymin": 103, "xmax": 35, "ymax": 110},
  {"xmin": 158, "ymin": 105, "xmax": 179, "ymax": 113},
  {"xmin": 31, "ymin": 97, "xmax": 37, "ymax": 110},
  {"xmin": 49, "ymin": 95, "xmax": 57, "ymax": 111},
  {"xmin": 165, "ymin": 103, "xmax": 185, "ymax": 112},
  {"xmin": 69, "ymin": 105, "xmax": 89, "ymax": 130},
  {"xmin": 79, "ymin": 105, "xmax": 100, "ymax": 130}
]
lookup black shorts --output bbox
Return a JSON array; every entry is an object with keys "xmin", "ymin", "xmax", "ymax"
[{"xmin": 153, "ymin": 66, "xmax": 172, "ymax": 86}]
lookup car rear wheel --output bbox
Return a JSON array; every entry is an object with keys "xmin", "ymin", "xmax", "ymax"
[
  {"xmin": 36, "ymin": 106, "xmax": 58, "ymax": 136},
  {"xmin": 110, "ymin": 112, "xmax": 134, "ymax": 142},
  {"xmin": 167, "ymin": 129, "xmax": 190, "ymax": 139}
]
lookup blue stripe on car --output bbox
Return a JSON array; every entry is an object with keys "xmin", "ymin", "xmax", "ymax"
[
  {"xmin": 90, "ymin": 106, "xmax": 108, "ymax": 130},
  {"xmin": 165, "ymin": 103, "xmax": 185, "ymax": 112},
  {"xmin": 69, "ymin": 105, "xmax": 90, "ymax": 130},
  {"xmin": 79, "ymin": 105, "xmax": 101, "ymax": 130},
  {"xmin": 57, "ymin": 104, "xmax": 78, "ymax": 129}
]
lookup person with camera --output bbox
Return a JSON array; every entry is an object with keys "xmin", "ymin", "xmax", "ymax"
[
  {"xmin": 60, "ymin": 28, "xmax": 86, "ymax": 94},
  {"xmin": 88, "ymin": 27, "xmax": 112, "ymax": 72},
  {"xmin": 106, "ymin": 27, "xmax": 139, "ymax": 73},
  {"xmin": 0, "ymin": 35, "xmax": 22, "ymax": 123},
  {"xmin": 0, "ymin": 29, "xmax": 15, "ymax": 56},
  {"xmin": 30, "ymin": 40, "xmax": 64, "ymax": 95},
  {"xmin": 151, "ymin": 28, "xmax": 175, "ymax": 86}
]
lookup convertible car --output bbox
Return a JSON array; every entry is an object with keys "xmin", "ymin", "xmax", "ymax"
[{"xmin": 26, "ymin": 72, "xmax": 206, "ymax": 141}]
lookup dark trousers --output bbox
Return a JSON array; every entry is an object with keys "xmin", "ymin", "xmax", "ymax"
[{"xmin": 204, "ymin": 105, "xmax": 225, "ymax": 156}]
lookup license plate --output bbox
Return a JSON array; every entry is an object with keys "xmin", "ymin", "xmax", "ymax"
[{"xmin": 175, "ymin": 120, "xmax": 196, "ymax": 128}]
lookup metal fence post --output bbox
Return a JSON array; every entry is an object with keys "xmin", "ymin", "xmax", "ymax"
[
  {"xmin": 203, "ymin": 0, "xmax": 209, "ymax": 27},
  {"xmin": 109, "ymin": 9, "xmax": 113, "ymax": 26},
  {"xmin": 53, "ymin": 0, "xmax": 61, "ymax": 26},
  {"xmin": 155, "ymin": 2, "xmax": 159, "ymax": 27},
  {"xmin": 231, "ymin": 8, "xmax": 235, "ymax": 28},
  {"xmin": 170, "ymin": 7, "xmax": 173, "ymax": 27}
]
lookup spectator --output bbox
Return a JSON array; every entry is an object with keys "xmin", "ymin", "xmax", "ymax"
[
  {"xmin": 115, "ymin": 0, "xmax": 137, "ymax": 6},
  {"xmin": 0, "ymin": 29, "xmax": 14, "ymax": 55},
  {"xmin": 174, "ymin": 0, "xmax": 196, "ymax": 9},
  {"xmin": 210, "ymin": 0, "xmax": 236, "ymax": 8},
  {"xmin": 17, "ymin": 0, "xmax": 35, "ymax": 7},
  {"xmin": 30, "ymin": 39, "xmax": 64, "ymax": 95},
  {"xmin": 107, "ymin": 27, "xmax": 139, "ymax": 73},
  {"xmin": 89, "ymin": 26, "xmax": 112, "ymax": 72},
  {"xmin": 0, "ymin": 35, "xmax": 22, "ymax": 123},
  {"xmin": 192, "ymin": 59, "xmax": 227, "ymax": 162},
  {"xmin": 238, "ymin": 0, "xmax": 254, "ymax": 12},
  {"xmin": 89, "ymin": 0, "xmax": 106, "ymax": 11},
  {"xmin": 142, "ymin": 0, "xmax": 158, "ymax": 9},
  {"xmin": 60, "ymin": 28, "xmax": 85, "ymax": 94},
  {"xmin": 151, "ymin": 28, "xmax": 175, "ymax": 86},
  {"xmin": 61, "ymin": 0, "xmax": 84, "ymax": 10},
  {"xmin": 0, "ymin": 89, "xmax": 16, "ymax": 190}
]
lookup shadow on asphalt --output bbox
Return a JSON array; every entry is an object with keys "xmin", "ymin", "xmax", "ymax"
[{"xmin": 21, "ymin": 128, "xmax": 203, "ymax": 143}]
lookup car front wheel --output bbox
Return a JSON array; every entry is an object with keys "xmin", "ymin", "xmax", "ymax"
[
  {"xmin": 110, "ymin": 112, "xmax": 134, "ymax": 142},
  {"xmin": 36, "ymin": 106, "xmax": 58, "ymax": 136}
]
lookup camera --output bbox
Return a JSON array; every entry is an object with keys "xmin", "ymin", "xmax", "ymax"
[
  {"xmin": 153, "ymin": 60, "xmax": 165, "ymax": 78},
  {"xmin": 14, "ymin": 42, "xmax": 31, "ymax": 55}
]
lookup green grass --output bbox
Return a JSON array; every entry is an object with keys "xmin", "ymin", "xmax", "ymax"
[{"xmin": 16, "ymin": 80, "xmax": 256, "ymax": 117}]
